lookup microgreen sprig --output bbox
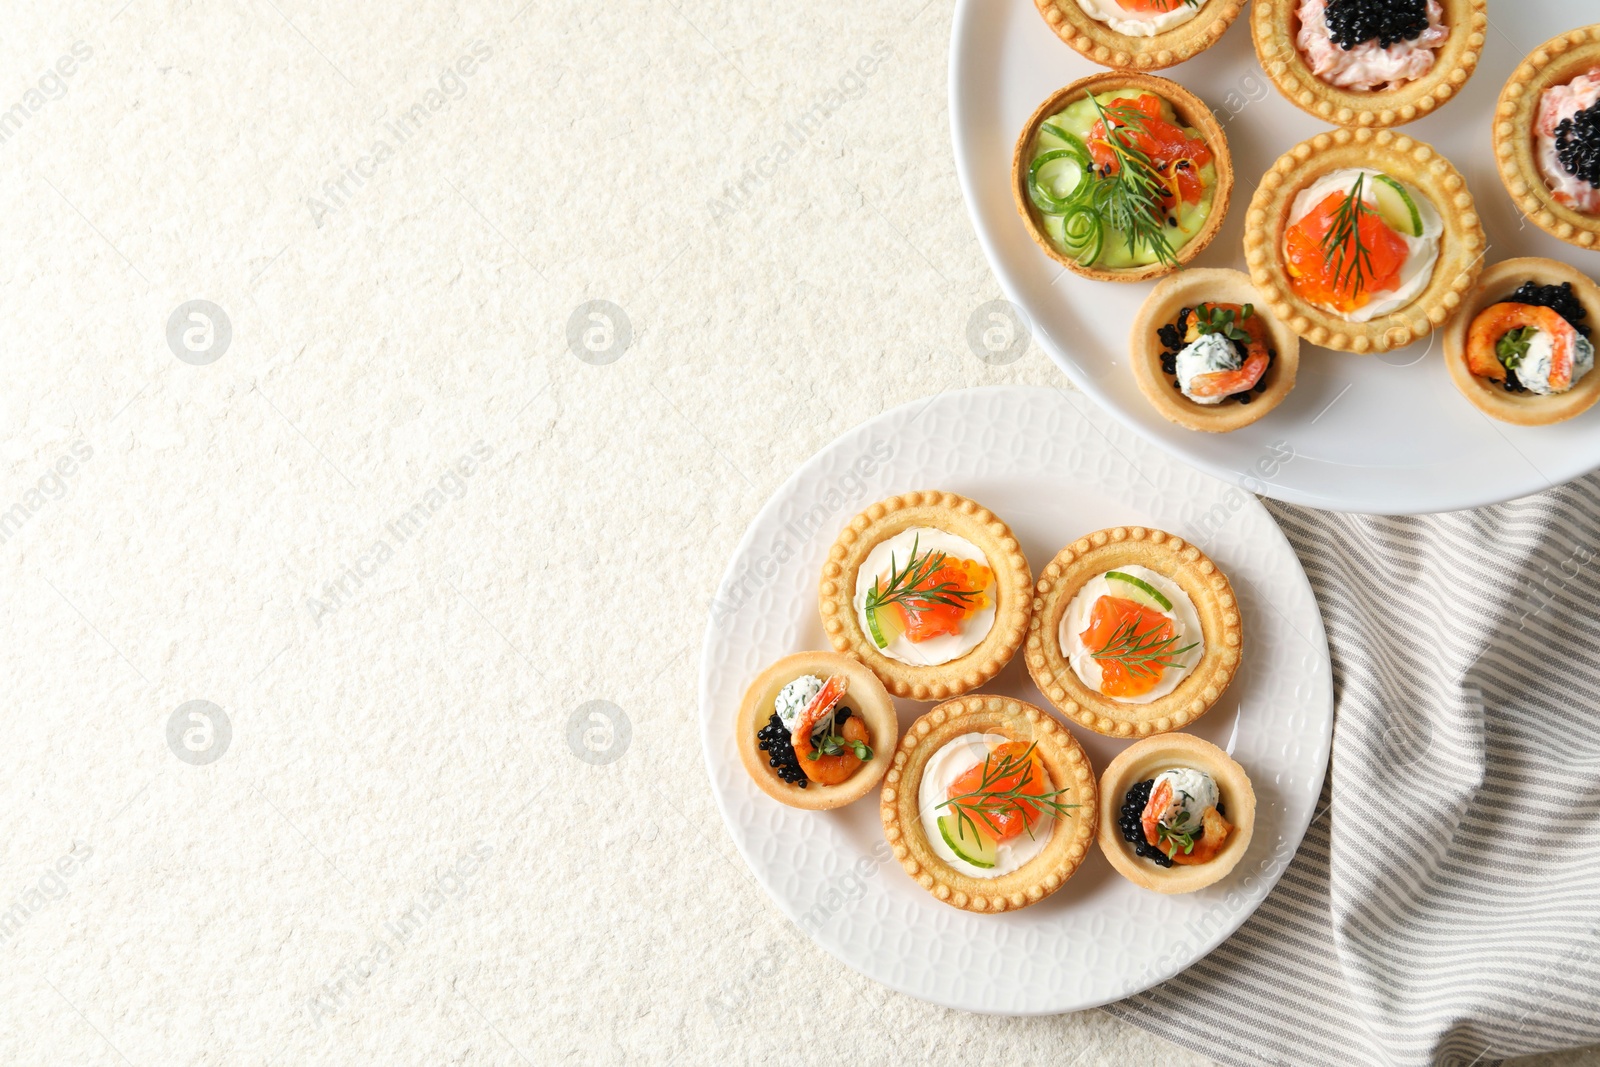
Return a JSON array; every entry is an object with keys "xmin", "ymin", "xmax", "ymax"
[
  {"xmin": 1193, "ymin": 303, "xmax": 1254, "ymax": 343},
  {"xmin": 1497, "ymin": 325, "xmax": 1537, "ymax": 371},
  {"xmin": 1155, "ymin": 807, "xmax": 1198, "ymax": 855},
  {"xmin": 1090, "ymin": 616, "xmax": 1199, "ymax": 679},
  {"xmin": 1320, "ymin": 173, "xmax": 1376, "ymax": 299},
  {"xmin": 936, "ymin": 742, "xmax": 1079, "ymax": 846},
  {"xmin": 803, "ymin": 705, "xmax": 872, "ymax": 762}
]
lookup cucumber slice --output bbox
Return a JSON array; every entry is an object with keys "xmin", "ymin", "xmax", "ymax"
[
  {"xmin": 938, "ymin": 813, "xmax": 997, "ymax": 869},
  {"xmin": 1371, "ymin": 174, "xmax": 1423, "ymax": 238},
  {"xmin": 867, "ymin": 606, "xmax": 889, "ymax": 649},
  {"xmin": 1105, "ymin": 570, "xmax": 1173, "ymax": 612},
  {"xmin": 866, "ymin": 603, "xmax": 902, "ymax": 649}
]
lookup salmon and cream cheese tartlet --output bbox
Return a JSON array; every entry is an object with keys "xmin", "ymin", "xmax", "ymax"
[
  {"xmin": 1075, "ymin": 0, "xmax": 1209, "ymax": 38},
  {"xmin": 1027, "ymin": 527, "xmax": 1242, "ymax": 737},
  {"xmin": 1247, "ymin": 128, "xmax": 1483, "ymax": 353},
  {"xmin": 880, "ymin": 696, "xmax": 1098, "ymax": 913},
  {"xmin": 820, "ymin": 492, "xmax": 1033, "ymax": 701},
  {"xmin": 1282, "ymin": 166, "xmax": 1442, "ymax": 324},
  {"xmin": 1034, "ymin": 0, "xmax": 1246, "ymax": 71}
]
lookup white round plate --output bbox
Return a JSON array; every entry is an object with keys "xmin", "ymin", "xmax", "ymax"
[
  {"xmin": 951, "ymin": 0, "xmax": 1600, "ymax": 514},
  {"xmin": 698, "ymin": 387, "xmax": 1332, "ymax": 1014}
]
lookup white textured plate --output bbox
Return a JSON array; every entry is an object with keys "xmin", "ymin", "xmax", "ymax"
[
  {"xmin": 951, "ymin": 0, "xmax": 1600, "ymax": 514},
  {"xmin": 698, "ymin": 387, "xmax": 1333, "ymax": 1014}
]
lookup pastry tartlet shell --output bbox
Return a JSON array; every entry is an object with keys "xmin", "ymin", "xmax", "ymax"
[
  {"xmin": 1097, "ymin": 733, "xmax": 1256, "ymax": 893},
  {"xmin": 1012, "ymin": 73, "xmax": 1233, "ymax": 284},
  {"xmin": 736, "ymin": 651, "xmax": 900, "ymax": 811},
  {"xmin": 1443, "ymin": 257, "xmax": 1600, "ymax": 427},
  {"xmin": 1493, "ymin": 25, "xmax": 1600, "ymax": 249},
  {"xmin": 820, "ymin": 490, "xmax": 1032, "ymax": 701},
  {"xmin": 1244, "ymin": 128, "xmax": 1485, "ymax": 353},
  {"xmin": 880, "ymin": 695, "xmax": 1098, "ymax": 913},
  {"xmin": 1130, "ymin": 268, "xmax": 1301, "ymax": 433},
  {"xmin": 1034, "ymin": 0, "xmax": 1246, "ymax": 72},
  {"xmin": 1026, "ymin": 526, "xmax": 1241, "ymax": 737},
  {"xmin": 1252, "ymin": 0, "xmax": 1486, "ymax": 128}
]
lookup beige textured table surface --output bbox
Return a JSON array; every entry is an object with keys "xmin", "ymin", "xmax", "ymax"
[{"xmin": 3, "ymin": 1, "xmax": 1597, "ymax": 1064}]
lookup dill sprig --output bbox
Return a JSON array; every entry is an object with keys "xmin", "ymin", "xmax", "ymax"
[
  {"xmin": 1086, "ymin": 96, "xmax": 1179, "ymax": 267},
  {"xmin": 1320, "ymin": 173, "xmax": 1375, "ymax": 299},
  {"xmin": 937, "ymin": 742, "xmax": 1079, "ymax": 845},
  {"xmin": 1090, "ymin": 615, "xmax": 1198, "ymax": 678},
  {"xmin": 863, "ymin": 535, "xmax": 979, "ymax": 616}
]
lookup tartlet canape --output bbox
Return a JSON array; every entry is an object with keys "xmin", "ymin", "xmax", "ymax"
[
  {"xmin": 880, "ymin": 695, "xmax": 1098, "ymax": 913},
  {"xmin": 1494, "ymin": 25, "xmax": 1600, "ymax": 249},
  {"xmin": 1034, "ymin": 0, "xmax": 1246, "ymax": 72},
  {"xmin": 820, "ymin": 491, "xmax": 1032, "ymax": 701},
  {"xmin": 1443, "ymin": 257, "xmax": 1600, "ymax": 427},
  {"xmin": 1131, "ymin": 268, "xmax": 1301, "ymax": 432},
  {"xmin": 1013, "ymin": 73, "xmax": 1232, "ymax": 283},
  {"xmin": 1252, "ymin": 0, "xmax": 1485, "ymax": 127},
  {"xmin": 736, "ymin": 651, "xmax": 899, "ymax": 810},
  {"xmin": 1026, "ymin": 526, "xmax": 1241, "ymax": 738},
  {"xmin": 1245, "ymin": 128, "xmax": 1484, "ymax": 353},
  {"xmin": 1098, "ymin": 733, "xmax": 1255, "ymax": 893}
]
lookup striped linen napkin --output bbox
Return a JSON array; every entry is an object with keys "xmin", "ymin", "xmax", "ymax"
[{"xmin": 1103, "ymin": 474, "xmax": 1600, "ymax": 1067}]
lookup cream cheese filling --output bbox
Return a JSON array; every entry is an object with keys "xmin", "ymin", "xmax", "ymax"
[
  {"xmin": 853, "ymin": 527, "xmax": 995, "ymax": 667},
  {"xmin": 1060, "ymin": 565, "xmax": 1204, "ymax": 704},
  {"xmin": 918, "ymin": 732, "xmax": 1055, "ymax": 879},
  {"xmin": 1073, "ymin": 0, "xmax": 1206, "ymax": 38},
  {"xmin": 1287, "ymin": 167, "xmax": 1442, "ymax": 323}
]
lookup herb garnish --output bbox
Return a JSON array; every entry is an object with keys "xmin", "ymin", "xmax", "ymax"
[
  {"xmin": 1496, "ymin": 325, "xmax": 1537, "ymax": 371},
  {"xmin": 805, "ymin": 712, "xmax": 872, "ymax": 763},
  {"xmin": 937, "ymin": 743, "xmax": 1079, "ymax": 844},
  {"xmin": 863, "ymin": 535, "xmax": 979, "ymax": 619},
  {"xmin": 1086, "ymin": 96, "xmax": 1180, "ymax": 267},
  {"xmin": 1155, "ymin": 804, "xmax": 1198, "ymax": 855},
  {"xmin": 1193, "ymin": 303, "xmax": 1254, "ymax": 343},
  {"xmin": 1090, "ymin": 616, "xmax": 1198, "ymax": 679},
  {"xmin": 1320, "ymin": 173, "xmax": 1376, "ymax": 299}
]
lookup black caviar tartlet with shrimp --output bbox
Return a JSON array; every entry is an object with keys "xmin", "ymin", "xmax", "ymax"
[
  {"xmin": 1130, "ymin": 268, "xmax": 1300, "ymax": 432},
  {"xmin": 736, "ymin": 651, "xmax": 899, "ymax": 811}
]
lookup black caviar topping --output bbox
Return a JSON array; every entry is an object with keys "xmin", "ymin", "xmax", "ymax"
[
  {"xmin": 1555, "ymin": 102, "xmax": 1600, "ymax": 188},
  {"xmin": 1497, "ymin": 280, "xmax": 1591, "ymax": 339},
  {"xmin": 756, "ymin": 706, "xmax": 854, "ymax": 788},
  {"xmin": 1156, "ymin": 307, "xmax": 1276, "ymax": 405},
  {"xmin": 1325, "ymin": 0, "xmax": 1430, "ymax": 51},
  {"xmin": 1487, "ymin": 280, "xmax": 1593, "ymax": 393},
  {"xmin": 1119, "ymin": 779, "xmax": 1173, "ymax": 868}
]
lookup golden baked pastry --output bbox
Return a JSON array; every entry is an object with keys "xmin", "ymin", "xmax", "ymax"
[
  {"xmin": 1252, "ymin": 0, "xmax": 1486, "ymax": 128},
  {"xmin": 735, "ymin": 651, "xmax": 899, "ymax": 811},
  {"xmin": 1443, "ymin": 257, "xmax": 1600, "ymax": 427},
  {"xmin": 1493, "ymin": 25, "xmax": 1600, "ymax": 249},
  {"xmin": 1026, "ymin": 526, "xmax": 1241, "ymax": 738},
  {"xmin": 1012, "ymin": 73, "xmax": 1232, "ymax": 284},
  {"xmin": 1033, "ymin": 0, "xmax": 1246, "ymax": 72},
  {"xmin": 1244, "ymin": 128, "xmax": 1484, "ymax": 353},
  {"xmin": 879, "ymin": 694, "xmax": 1098, "ymax": 913},
  {"xmin": 1130, "ymin": 268, "xmax": 1301, "ymax": 433},
  {"xmin": 1098, "ymin": 733, "xmax": 1256, "ymax": 893},
  {"xmin": 819, "ymin": 491, "xmax": 1031, "ymax": 701}
]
